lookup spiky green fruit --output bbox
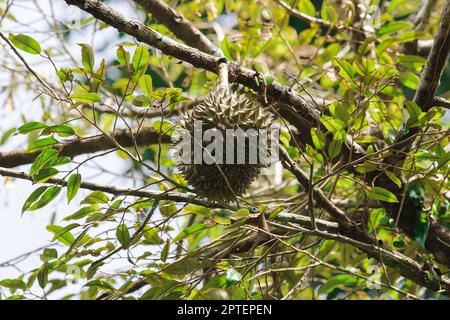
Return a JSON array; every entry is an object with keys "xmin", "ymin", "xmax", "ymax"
[{"xmin": 176, "ymin": 91, "xmax": 271, "ymax": 202}]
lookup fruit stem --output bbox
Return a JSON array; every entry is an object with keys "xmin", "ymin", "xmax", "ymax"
[{"xmin": 218, "ymin": 58, "xmax": 228, "ymax": 95}]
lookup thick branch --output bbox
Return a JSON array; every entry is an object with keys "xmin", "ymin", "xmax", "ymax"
[
  {"xmin": 63, "ymin": 0, "xmax": 450, "ymax": 270},
  {"xmin": 63, "ymin": 0, "xmax": 320, "ymax": 127},
  {"xmin": 134, "ymin": 0, "xmax": 223, "ymax": 57},
  {"xmin": 279, "ymin": 148, "xmax": 354, "ymax": 230},
  {"xmin": 278, "ymin": 149, "xmax": 450, "ymax": 295},
  {"xmin": 64, "ymin": 0, "xmax": 366, "ymax": 164},
  {"xmin": 372, "ymin": 0, "xmax": 450, "ymax": 268},
  {"xmin": 0, "ymin": 166, "xmax": 337, "ymax": 231},
  {"xmin": 432, "ymin": 96, "xmax": 450, "ymax": 109},
  {"xmin": 0, "ymin": 166, "xmax": 213, "ymax": 207},
  {"xmin": 414, "ymin": 0, "xmax": 450, "ymax": 109},
  {"xmin": 3, "ymin": 165, "xmax": 448, "ymax": 295},
  {"xmin": 0, "ymin": 127, "xmax": 170, "ymax": 168}
]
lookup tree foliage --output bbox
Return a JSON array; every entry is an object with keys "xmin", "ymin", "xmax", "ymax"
[{"xmin": 0, "ymin": 0, "xmax": 449, "ymax": 300}]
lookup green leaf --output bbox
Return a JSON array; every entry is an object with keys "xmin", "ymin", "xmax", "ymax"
[
  {"xmin": 328, "ymin": 138, "xmax": 342, "ymax": 160},
  {"xmin": 81, "ymin": 190, "xmax": 109, "ymax": 204},
  {"xmin": 51, "ymin": 223, "xmax": 80, "ymax": 242},
  {"xmin": 331, "ymin": 102, "xmax": 352, "ymax": 124},
  {"xmin": 159, "ymin": 201, "xmax": 178, "ymax": 217},
  {"xmin": 27, "ymin": 137, "xmax": 58, "ymax": 153},
  {"xmin": 264, "ymin": 74, "xmax": 275, "ymax": 85},
  {"xmin": 405, "ymin": 100, "xmax": 422, "ymax": 125},
  {"xmin": 0, "ymin": 279, "xmax": 27, "ymax": 290},
  {"xmin": 161, "ymin": 239, "xmax": 170, "ymax": 262},
  {"xmin": 333, "ymin": 58, "xmax": 355, "ymax": 80},
  {"xmin": 116, "ymin": 224, "xmax": 131, "ymax": 248},
  {"xmin": 41, "ymin": 125, "xmax": 75, "ymax": 136},
  {"xmin": 333, "ymin": 129, "xmax": 347, "ymax": 142},
  {"xmin": 22, "ymin": 186, "xmax": 48, "ymax": 213},
  {"xmin": 376, "ymin": 21, "xmax": 412, "ymax": 36},
  {"xmin": 399, "ymin": 72, "xmax": 420, "ymax": 90},
  {"xmin": 367, "ymin": 187, "xmax": 399, "ymax": 203},
  {"xmin": 138, "ymin": 74, "xmax": 153, "ymax": 94},
  {"xmin": 37, "ymin": 267, "xmax": 48, "ymax": 289},
  {"xmin": 42, "ymin": 248, "xmax": 58, "ymax": 260},
  {"xmin": 143, "ymin": 227, "xmax": 164, "ymax": 245},
  {"xmin": 116, "ymin": 45, "xmax": 130, "ymax": 66},
  {"xmin": 385, "ymin": 171, "xmax": 402, "ymax": 187},
  {"xmin": 233, "ymin": 208, "xmax": 250, "ymax": 218},
  {"xmin": 164, "ymin": 257, "xmax": 200, "ymax": 276},
  {"xmin": 398, "ymin": 55, "xmax": 426, "ymax": 69},
  {"xmin": 310, "ymin": 128, "xmax": 326, "ymax": 150},
  {"xmin": 319, "ymin": 115, "xmax": 344, "ymax": 134},
  {"xmin": 9, "ymin": 33, "xmax": 41, "ymax": 54},
  {"xmin": 33, "ymin": 167, "xmax": 59, "ymax": 183},
  {"xmin": 226, "ymin": 268, "xmax": 242, "ymax": 286},
  {"xmin": 196, "ymin": 70, "xmax": 207, "ymax": 86},
  {"xmin": 354, "ymin": 136, "xmax": 379, "ymax": 143},
  {"xmin": 46, "ymin": 224, "xmax": 75, "ymax": 245},
  {"xmin": 305, "ymin": 144, "xmax": 324, "ymax": 164},
  {"xmin": 173, "ymin": 224, "xmax": 207, "ymax": 242},
  {"xmin": 64, "ymin": 206, "xmax": 97, "ymax": 221},
  {"xmin": 5, "ymin": 295, "xmax": 26, "ymax": 300},
  {"xmin": 67, "ymin": 173, "xmax": 82, "ymax": 203},
  {"xmin": 132, "ymin": 95, "xmax": 152, "ymax": 107},
  {"xmin": 319, "ymin": 274, "xmax": 358, "ymax": 294},
  {"xmin": 153, "ymin": 120, "xmax": 174, "ymax": 136},
  {"xmin": 56, "ymin": 68, "xmax": 73, "ymax": 82},
  {"xmin": 78, "ymin": 43, "xmax": 95, "ymax": 71},
  {"xmin": 17, "ymin": 121, "xmax": 47, "ymax": 134},
  {"xmin": 279, "ymin": 130, "xmax": 291, "ymax": 148},
  {"xmin": 29, "ymin": 186, "xmax": 61, "ymax": 211},
  {"xmin": 92, "ymin": 59, "xmax": 106, "ymax": 92},
  {"xmin": 321, "ymin": 3, "xmax": 338, "ymax": 24},
  {"xmin": 414, "ymin": 218, "xmax": 430, "ymax": 250},
  {"xmin": 414, "ymin": 151, "xmax": 440, "ymax": 162},
  {"xmin": 221, "ymin": 37, "xmax": 235, "ymax": 60},
  {"xmin": 84, "ymin": 280, "xmax": 115, "ymax": 291},
  {"xmin": 298, "ymin": 0, "xmax": 316, "ymax": 16},
  {"xmin": 183, "ymin": 205, "xmax": 211, "ymax": 217},
  {"xmin": 67, "ymin": 229, "xmax": 89, "ymax": 255},
  {"xmin": 1, "ymin": 127, "xmax": 16, "ymax": 145},
  {"xmin": 30, "ymin": 149, "xmax": 58, "ymax": 176},
  {"xmin": 51, "ymin": 156, "xmax": 71, "ymax": 167},
  {"xmin": 68, "ymin": 92, "xmax": 101, "ymax": 104},
  {"xmin": 132, "ymin": 45, "xmax": 149, "ymax": 72}
]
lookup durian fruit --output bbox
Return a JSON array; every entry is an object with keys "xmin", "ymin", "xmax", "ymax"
[{"xmin": 175, "ymin": 91, "xmax": 271, "ymax": 202}]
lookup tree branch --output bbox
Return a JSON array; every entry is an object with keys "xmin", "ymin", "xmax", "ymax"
[
  {"xmin": 82, "ymin": 100, "xmax": 193, "ymax": 119},
  {"xmin": 0, "ymin": 127, "xmax": 170, "ymax": 168},
  {"xmin": 3, "ymin": 164, "xmax": 448, "ymax": 296},
  {"xmin": 432, "ymin": 96, "xmax": 450, "ymax": 109},
  {"xmin": 133, "ymin": 0, "xmax": 223, "ymax": 57},
  {"xmin": 62, "ymin": 0, "xmax": 320, "ymax": 126},
  {"xmin": 0, "ymin": 166, "xmax": 338, "ymax": 232},
  {"xmin": 279, "ymin": 147, "xmax": 354, "ymax": 230},
  {"xmin": 63, "ymin": 0, "xmax": 366, "ymax": 165},
  {"xmin": 0, "ymin": 166, "xmax": 211, "ymax": 207},
  {"xmin": 374, "ymin": 0, "xmax": 450, "ymax": 268},
  {"xmin": 277, "ymin": 0, "xmax": 365, "ymax": 35},
  {"xmin": 278, "ymin": 149, "xmax": 450, "ymax": 295},
  {"xmin": 414, "ymin": 0, "xmax": 450, "ymax": 109}
]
